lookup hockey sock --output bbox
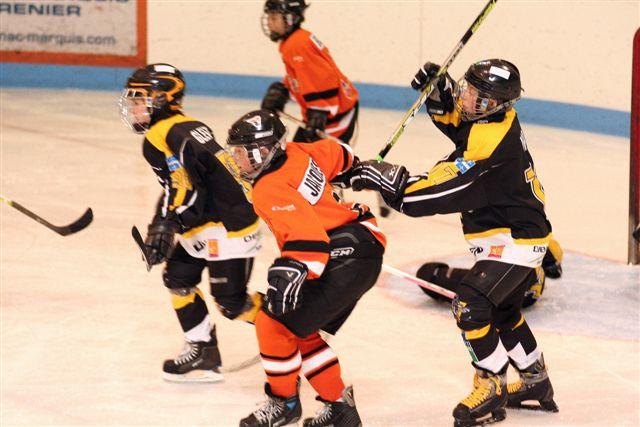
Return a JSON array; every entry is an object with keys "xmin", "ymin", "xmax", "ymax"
[
  {"xmin": 462, "ymin": 324, "xmax": 509, "ymax": 374},
  {"xmin": 499, "ymin": 314, "xmax": 541, "ymax": 369},
  {"xmin": 255, "ymin": 311, "xmax": 301, "ymax": 398},
  {"xmin": 172, "ymin": 288, "xmax": 212, "ymax": 342},
  {"xmin": 299, "ymin": 332, "xmax": 344, "ymax": 402}
]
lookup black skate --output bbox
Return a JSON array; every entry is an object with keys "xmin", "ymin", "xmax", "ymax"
[
  {"xmin": 507, "ymin": 354, "xmax": 559, "ymax": 412},
  {"xmin": 162, "ymin": 327, "xmax": 222, "ymax": 383},
  {"xmin": 240, "ymin": 383, "xmax": 301, "ymax": 427},
  {"xmin": 453, "ymin": 364, "xmax": 507, "ymax": 427},
  {"xmin": 303, "ymin": 385, "xmax": 362, "ymax": 427}
]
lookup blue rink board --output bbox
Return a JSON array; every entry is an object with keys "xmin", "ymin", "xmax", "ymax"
[
  {"xmin": 0, "ymin": 62, "xmax": 631, "ymax": 138},
  {"xmin": 384, "ymin": 252, "xmax": 640, "ymax": 341}
]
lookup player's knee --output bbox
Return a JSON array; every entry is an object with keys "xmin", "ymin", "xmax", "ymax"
[
  {"xmin": 163, "ymin": 271, "xmax": 198, "ymax": 296},
  {"xmin": 452, "ymin": 285, "xmax": 492, "ymax": 331}
]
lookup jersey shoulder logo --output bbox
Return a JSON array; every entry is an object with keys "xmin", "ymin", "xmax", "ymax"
[
  {"xmin": 309, "ymin": 33, "xmax": 325, "ymax": 51},
  {"xmin": 190, "ymin": 126, "xmax": 214, "ymax": 144},
  {"xmin": 297, "ymin": 158, "xmax": 326, "ymax": 206}
]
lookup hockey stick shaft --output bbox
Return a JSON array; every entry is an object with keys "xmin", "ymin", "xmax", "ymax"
[
  {"xmin": 278, "ymin": 111, "xmax": 343, "ymax": 144},
  {"xmin": 382, "ymin": 263, "xmax": 456, "ymax": 299},
  {"xmin": 0, "ymin": 195, "xmax": 93, "ymax": 236},
  {"xmin": 376, "ymin": 0, "xmax": 498, "ymax": 161}
]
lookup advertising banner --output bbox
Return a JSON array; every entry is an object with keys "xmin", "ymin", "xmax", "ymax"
[{"xmin": 0, "ymin": 0, "xmax": 146, "ymax": 66}]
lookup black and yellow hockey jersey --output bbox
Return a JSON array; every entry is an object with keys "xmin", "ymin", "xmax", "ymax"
[
  {"xmin": 142, "ymin": 113, "xmax": 259, "ymax": 259},
  {"xmin": 400, "ymin": 107, "xmax": 551, "ymax": 267}
]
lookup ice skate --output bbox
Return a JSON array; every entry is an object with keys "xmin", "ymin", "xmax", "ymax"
[
  {"xmin": 162, "ymin": 327, "xmax": 223, "ymax": 383},
  {"xmin": 303, "ymin": 385, "xmax": 362, "ymax": 427},
  {"xmin": 240, "ymin": 383, "xmax": 301, "ymax": 427},
  {"xmin": 507, "ymin": 354, "xmax": 558, "ymax": 412},
  {"xmin": 453, "ymin": 365, "xmax": 507, "ymax": 427}
]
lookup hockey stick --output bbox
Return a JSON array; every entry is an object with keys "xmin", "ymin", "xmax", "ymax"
[
  {"xmin": 219, "ymin": 354, "xmax": 261, "ymax": 373},
  {"xmin": 0, "ymin": 195, "xmax": 93, "ymax": 236},
  {"xmin": 278, "ymin": 111, "xmax": 344, "ymax": 144},
  {"xmin": 131, "ymin": 225, "xmax": 153, "ymax": 272},
  {"xmin": 376, "ymin": 0, "xmax": 498, "ymax": 161},
  {"xmin": 382, "ymin": 263, "xmax": 456, "ymax": 299}
]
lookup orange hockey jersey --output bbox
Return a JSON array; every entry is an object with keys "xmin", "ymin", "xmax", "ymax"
[
  {"xmin": 280, "ymin": 28, "xmax": 358, "ymax": 124},
  {"xmin": 252, "ymin": 139, "xmax": 385, "ymax": 279}
]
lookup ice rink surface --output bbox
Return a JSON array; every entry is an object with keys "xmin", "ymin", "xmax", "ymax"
[{"xmin": 1, "ymin": 89, "xmax": 638, "ymax": 426}]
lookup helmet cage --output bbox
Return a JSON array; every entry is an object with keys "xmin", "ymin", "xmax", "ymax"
[
  {"xmin": 225, "ymin": 132, "xmax": 287, "ymax": 182},
  {"xmin": 261, "ymin": 0, "xmax": 305, "ymax": 41},
  {"xmin": 119, "ymin": 87, "xmax": 154, "ymax": 134},
  {"xmin": 454, "ymin": 77, "xmax": 520, "ymax": 122}
]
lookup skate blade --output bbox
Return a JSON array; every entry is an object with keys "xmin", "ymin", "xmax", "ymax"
[
  {"xmin": 162, "ymin": 369, "xmax": 224, "ymax": 383},
  {"xmin": 455, "ymin": 409, "xmax": 506, "ymax": 427},
  {"xmin": 507, "ymin": 399, "xmax": 559, "ymax": 413}
]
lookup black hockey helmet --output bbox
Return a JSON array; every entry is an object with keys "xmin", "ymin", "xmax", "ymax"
[
  {"xmin": 119, "ymin": 63, "xmax": 185, "ymax": 133},
  {"xmin": 226, "ymin": 109, "xmax": 288, "ymax": 181},
  {"xmin": 455, "ymin": 59, "xmax": 522, "ymax": 121},
  {"xmin": 262, "ymin": 0, "xmax": 308, "ymax": 42}
]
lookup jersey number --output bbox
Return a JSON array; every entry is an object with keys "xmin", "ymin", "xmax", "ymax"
[{"xmin": 525, "ymin": 165, "xmax": 545, "ymax": 204}]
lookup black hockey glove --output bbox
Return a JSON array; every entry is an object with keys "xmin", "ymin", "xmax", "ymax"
[
  {"xmin": 411, "ymin": 62, "xmax": 455, "ymax": 115},
  {"xmin": 350, "ymin": 159, "xmax": 409, "ymax": 209},
  {"xmin": 261, "ymin": 81, "xmax": 289, "ymax": 112},
  {"xmin": 302, "ymin": 109, "xmax": 328, "ymax": 142},
  {"xmin": 266, "ymin": 257, "xmax": 308, "ymax": 316},
  {"xmin": 145, "ymin": 214, "xmax": 181, "ymax": 266}
]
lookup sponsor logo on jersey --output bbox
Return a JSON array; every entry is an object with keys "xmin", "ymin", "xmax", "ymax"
[
  {"xmin": 297, "ymin": 158, "xmax": 326, "ymax": 205},
  {"xmin": 243, "ymin": 232, "xmax": 260, "ymax": 243},
  {"xmin": 208, "ymin": 239, "xmax": 219, "ymax": 258},
  {"xmin": 193, "ymin": 240, "xmax": 206, "ymax": 252},
  {"xmin": 271, "ymin": 204, "xmax": 296, "ymax": 212},
  {"xmin": 166, "ymin": 155, "xmax": 181, "ymax": 172},
  {"xmin": 454, "ymin": 158, "xmax": 476, "ymax": 174},
  {"xmin": 191, "ymin": 126, "xmax": 214, "ymax": 144},
  {"xmin": 488, "ymin": 245, "xmax": 505, "ymax": 259},
  {"xmin": 469, "ymin": 246, "xmax": 484, "ymax": 255},
  {"xmin": 533, "ymin": 245, "xmax": 547, "ymax": 253},
  {"xmin": 330, "ymin": 246, "xmax": 355, "ymax": 258}
]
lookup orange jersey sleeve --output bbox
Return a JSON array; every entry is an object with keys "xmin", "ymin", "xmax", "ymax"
[
  {"xmin": 280, "ymin": 29, "xmax": 358, "ymax": 120},
  {"xmin": 292, "ymin": 138, "xmax": 354, "ymax": 181}
]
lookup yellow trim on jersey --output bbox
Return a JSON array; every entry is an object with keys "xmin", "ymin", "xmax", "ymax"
[
  {"xmin": 145, "ymin": 114, "xmax": 195, "ymax": 155},
  {"xmin": 227, "ymin": 219, "xmax": 260, "ymax": 238},
  {"xmin": 171, "ymin": 289, "xmax": 204, "ymax": 310},
  {"xmin": 432, "ymin": 109, "xmax": 462, "ymax": 126},
  {"xmin": 180, "ymin": 221, "xmax": 224, "ymax": 238},
  {"xmin": 464, "ymin": 109, "xmax": 516, "ymax": 161},
  {"xmin": 547, "ymin": 237, "xmax": 563, "ymax": 262},
  {"xmin": 464, "ymin": 227, "xmax": 511, "ymax": 240},
  {"xmin": 512, "ymin": 315, "xmax": 525, "ymax": 330},
  {"xmin": 404, "ymin": 161, "xmax": 462, "ymax": 194},
  {"xmin": 146, "ymin": 114, "xmax": 196, "ymax": 208},
  {"xmin": 514, "ymin": 234, "xmax": 551, "ymax": 245},
  {"xmin": 465, "ymin": 324, "xmax": 491, "ymax": 340}
]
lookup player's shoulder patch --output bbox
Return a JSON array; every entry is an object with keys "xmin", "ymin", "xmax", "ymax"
[{"xmin": 309, "ymin": 33, "xmax": 325, "ymax": 51}]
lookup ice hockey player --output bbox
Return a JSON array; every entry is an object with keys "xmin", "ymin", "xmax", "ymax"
[
  {"xmin": 260, "ymin": 0, "xmax": 359, "ymax": 145},
  {"xmin": 119, "ymin": 63, "xmax": 262, "ymax": 382},
  {"xmin": 417, "ymin": 238, "xmax": 563, "ymax": 308},
  {"xmin": 226, "ymin": 110, "xmax": 385, "ymax": 427},
  {"xmin": 349, "ymin": 59, "xmax": 559, "ymax": 426}
]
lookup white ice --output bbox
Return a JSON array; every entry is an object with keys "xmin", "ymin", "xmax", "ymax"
[{"xmin": 1, "ymin": 89, "xmax": 638, "ymax": 426}]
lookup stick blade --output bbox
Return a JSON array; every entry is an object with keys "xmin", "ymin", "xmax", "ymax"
[{"xmin": 58, "ymin": 208, "xmax": 93, "ymax": 236}]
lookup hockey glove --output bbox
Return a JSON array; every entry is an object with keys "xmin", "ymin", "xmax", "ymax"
[
  {"xmin": 411, "ymin": 62, "xmax": 455, "ymax": 115},
  {"xmin": 145, "ymin": 214, "xmax": 181, "ymax": 265},
  {"xmin": 266, "ymin": 257, "xmax": 308, "ymax": 316},
  {"xmin": 350, "ymin": 159, "xmax": 409, "ymax": 209},
  {"xmin": 261, "ymin": 81, "xmax": 289, "ymax": 112},
  {"xmin": 302, "ymin": 109, "xmax": 328, "ymax": 142}
]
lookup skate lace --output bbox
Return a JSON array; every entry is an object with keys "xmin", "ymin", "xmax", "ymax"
[
  {"xmin": 175, "ymin": 342, "xmax": 199, "ymax": 365},
  {"xmin": 307, "ymin": 402, "xmax": 333, "ymax": 425},
  {"xmin": 252, "ymin": 397, "xmax": 284, "ymax": 424},
  {"xmin": 461, "ymin": 375, "xmax": 500, "ymax": 409},
  {"xmin": 507, "ymin": 379, "xmax": 524, "ymax": 394}
]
